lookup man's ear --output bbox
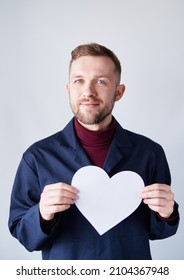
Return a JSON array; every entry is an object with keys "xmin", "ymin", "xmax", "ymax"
[{"xmin": 115, "ymin": 84, "xmax": 125, "ymax": 101}]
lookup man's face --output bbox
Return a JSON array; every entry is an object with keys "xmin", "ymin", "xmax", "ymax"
[{"xmin": 67, "ymin": 55, "xmax": 124, "ymax": 127}]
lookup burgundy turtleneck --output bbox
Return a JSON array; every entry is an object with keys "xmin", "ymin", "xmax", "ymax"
[{"xmin": 74, "ymin": 117, "xmax": 116, "ymax": 168}]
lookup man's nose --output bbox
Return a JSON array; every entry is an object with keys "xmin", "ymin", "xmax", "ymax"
[{"xmin": 83, "ymin": 82, "xmax": 96, "ymax": 98}]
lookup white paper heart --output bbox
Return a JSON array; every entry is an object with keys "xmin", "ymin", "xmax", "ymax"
[{"xmin": 72, "ymin": 166, "xmax": 144, "ymax": 235}]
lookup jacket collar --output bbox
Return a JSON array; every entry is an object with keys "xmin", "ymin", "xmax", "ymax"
[
  {"xmin": 103, "ymin": 120, "xmax": 132, "ymax": 173},
  {"xmin": 59, "ymin": 118, "xmax": 92, "ymax": 167},
  {"xmin": 59, "ymin": 118, "xmax": 132, "ymax": 173},
  {"xmin": 59, "ymin": 118, "xmax": 78, "ymax": 150}
]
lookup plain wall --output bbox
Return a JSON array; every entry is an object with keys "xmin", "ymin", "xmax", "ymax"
[{"xmin": 0, "ymin": 0, "xmax": 183, "ymax": 259}]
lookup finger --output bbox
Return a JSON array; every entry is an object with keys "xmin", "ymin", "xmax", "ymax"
[
  {"xmin": 40, "ymin": 191, "xmax": 78, "ymax": 208},
  {"xmin": 44, "ymin": 183, "xmax": 79, "ymax": 194},
  {"xmin": 143, "ymin": 197, "xmax": 174, "ymax": 209},
  {"xmin": 43, "ymin": 196, "xmax": 76, "ymax": 206},
  {"xmin": 46, "ymin": 204, "xmax": 71, "ymax": 215},
  {"xmin": 45, "ymin": 189, "xmax": 78, "ymax": 200},
  {"xmin": 143, "ymin": 197, "xmax": 166, "ymax": 206},
  {"xmin": 140, "ymin": 190, "xmax": 174, "ymax": 200},
  {"xmin": 141, "ymin": 184, "xmax": 171, "ymax": 193}
]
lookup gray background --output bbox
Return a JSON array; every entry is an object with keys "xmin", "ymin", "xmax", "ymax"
[{"xmin": 0, "ymin": 0, "xmax": 183, "ymax": 259}]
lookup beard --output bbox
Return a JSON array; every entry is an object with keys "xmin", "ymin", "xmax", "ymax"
[{"xmin": 69, "ymin": 96, "xmax": 115, "ymax": 125}]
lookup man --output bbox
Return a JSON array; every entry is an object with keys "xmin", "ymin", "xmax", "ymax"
[{"xmin": 9, "ymin": 43, "xmax": 179, "ymax": 259}]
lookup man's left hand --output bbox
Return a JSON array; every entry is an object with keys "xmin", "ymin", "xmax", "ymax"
[{"xmin": 140, "ymin": 184, "xmax": 175, "ymax": 218}]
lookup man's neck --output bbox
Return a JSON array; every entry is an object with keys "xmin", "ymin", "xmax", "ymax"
[
  {"xmin": 77, "ymin": 114, "xmax": 113, "ymax": 131},
  {"xmin": 74, "ymin": 116, "xmax": 116, "ymax": 167}
]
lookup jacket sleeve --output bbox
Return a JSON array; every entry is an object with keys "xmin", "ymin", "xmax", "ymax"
[
  {"xmin": 149, "ymin": 144, "xmax": 179, "ymax": 240},
  {"xmin": 8, "ymin": 156, "xmax": 60, "ymax": 252}
]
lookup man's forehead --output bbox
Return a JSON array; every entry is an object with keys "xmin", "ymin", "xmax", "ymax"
[{"xmin": 70, "ymin": 56, "xmax": 116, "ymax": 76}]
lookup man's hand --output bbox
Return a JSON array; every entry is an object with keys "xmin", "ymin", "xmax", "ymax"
[
  {"xmin": 140, "ymin": 184, "xmax": 174, "ymax": 218},
  {"xmin": 39, "ymin": 183, "xmax": 79, "ymax": 221}
]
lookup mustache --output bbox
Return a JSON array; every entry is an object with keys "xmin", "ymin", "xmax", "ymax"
[{"xmin": 78, "ymin": 97, "xmax": 102, "ymax": 103}]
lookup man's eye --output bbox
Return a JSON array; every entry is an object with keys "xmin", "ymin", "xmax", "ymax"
[
  {"xmin": 97, "ymin": 80, "xmax": 106, "ymax": 85},
  {"xmin": 74, "ymin": 79, "xmax": 83, "ymax": 84}
]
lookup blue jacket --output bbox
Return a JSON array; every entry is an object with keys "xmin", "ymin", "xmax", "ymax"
[{"xmin": 8, "ymin": 118, "xmax": 179, "ymax": 259}]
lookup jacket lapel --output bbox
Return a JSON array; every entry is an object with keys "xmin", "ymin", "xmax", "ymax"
[
  {"xmin": 59, "ymin": 118, "xmax": 92, "ymax": 168},
  {"xmin": 103, "ymin": 121, "xmax": 132, "ymax": 174}
]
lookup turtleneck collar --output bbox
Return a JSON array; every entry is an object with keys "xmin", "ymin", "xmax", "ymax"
[{"xmin": 74, "ymin": 117, "xmax": 116, "ymax": 147}]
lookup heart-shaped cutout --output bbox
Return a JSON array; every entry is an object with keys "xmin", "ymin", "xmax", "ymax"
[{"xmin": 72, "ymin": 166, "xmax": 144, "ymax": 235}]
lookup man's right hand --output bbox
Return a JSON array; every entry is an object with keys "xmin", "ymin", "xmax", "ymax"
[{"xmin": 39, "ymin": 182, "xmax": 79, "ymax": 221}]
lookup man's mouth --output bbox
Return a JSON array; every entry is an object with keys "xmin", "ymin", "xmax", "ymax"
[{"xmin": 80, "ymin": 103, "xmax": 99, "ymax": 106}]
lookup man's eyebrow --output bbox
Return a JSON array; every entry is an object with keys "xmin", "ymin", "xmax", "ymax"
[
  {"xmin": 70, "ymin": 75, "xmax": 84, "ymax": 79},
  {"xmin": 71, "ymin": 74, "xmax": 111, "ymax": 79},
  {"xmin": 94, "ymin": 75, "xmax": 111, "ymax": 79}
]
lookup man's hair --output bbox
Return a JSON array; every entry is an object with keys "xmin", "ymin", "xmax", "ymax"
[{"xmin": 69, "ymin": 43, "xmax": 121, "ymax": 82}]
